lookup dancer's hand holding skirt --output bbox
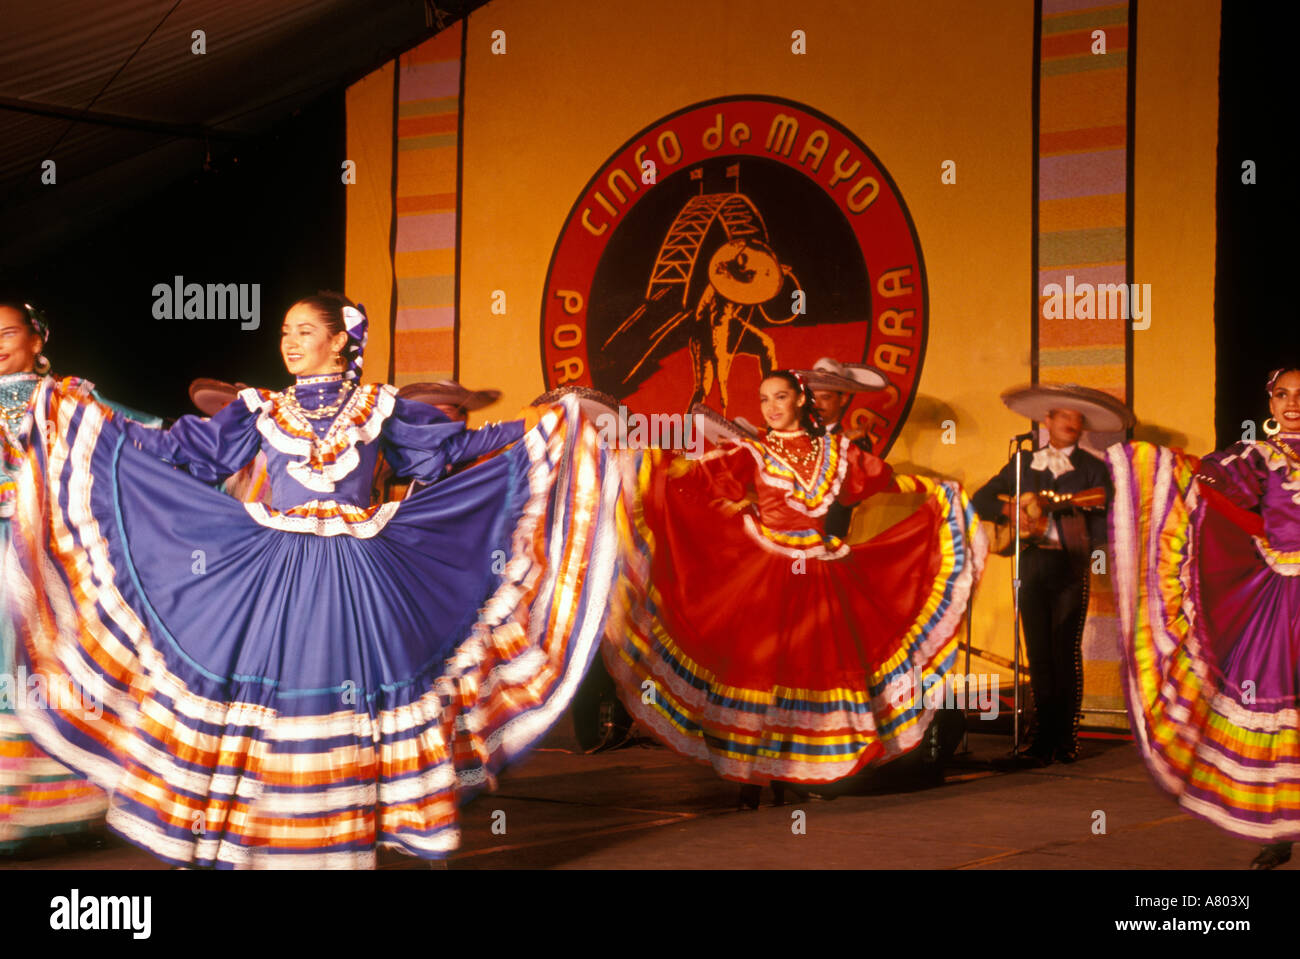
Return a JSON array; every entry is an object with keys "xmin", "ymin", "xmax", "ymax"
[
  {"xmin": 603, "ymin": 435, "xmax": 987, "ymax": 785},
  {"xmin": 7, "ymin": 379, "xmax": 622, "ymax": 867}
]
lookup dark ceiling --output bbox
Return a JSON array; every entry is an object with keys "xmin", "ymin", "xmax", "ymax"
[{"xmin": 0, "ymin": 0, "xmax": 491, "ymax": 267}]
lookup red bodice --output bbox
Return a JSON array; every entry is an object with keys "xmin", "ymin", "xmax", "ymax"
[{"xmin": 675, "ymin": 431, "xmax": 893, "ymax": 554}]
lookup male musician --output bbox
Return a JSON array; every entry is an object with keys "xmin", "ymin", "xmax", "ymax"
[
  {"xmin": 972, "ymin": 385, "xmax": 1130, "ymax": 765},
  {"xmin": 802, "ymin": 357, "xmax": 887, "ymax": 539}
]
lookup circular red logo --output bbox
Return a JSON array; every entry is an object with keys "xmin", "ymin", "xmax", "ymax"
[{"xmin": 541, "ymin": 95, "xmax": 927, "ymax": 454}]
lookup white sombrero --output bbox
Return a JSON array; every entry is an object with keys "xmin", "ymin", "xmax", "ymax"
[
  {"xmin": 798, "ymin": 357, "xmax": 888, "ymax": 393},
  {"xmin": 1000, "ymin": 383, "xmax": 1135, "ymax": 432}
]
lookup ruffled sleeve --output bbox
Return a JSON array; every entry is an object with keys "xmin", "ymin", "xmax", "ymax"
[
  {"xmin": 122, "ymin": 393, "xmax": 263, "ymax": 485},
  {"xmin": 380, "ymin": 396, "xmax": 526, "ymax": 483},
  {"xmin": 837, "ymin": 443, "xmax": 895, "ymax": 506},
  {"xmin": 1196, "ymin": 441, "xmax": 1266, "ymax": 512}
]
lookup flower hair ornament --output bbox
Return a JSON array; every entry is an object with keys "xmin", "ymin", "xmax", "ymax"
[
  {"xmin": 1265, "ymin": 366, "xmax": 1300, "ymax": 395},
  {"xmin": 342, "ymin": 304, "xmax": 368, "ymax": 382},
  {"xmin": 25, "ymin": 303, "xmax": 52, "ymax": 374}
]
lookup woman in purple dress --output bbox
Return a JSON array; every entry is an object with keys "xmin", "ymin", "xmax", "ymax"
[
  {"xmin": 1108, "ymin": 367, "xmax": 1300, "ymax": 869},
  {"xmin": 8, "ymin": 292, "xmax": 622, "ymax": 868}
]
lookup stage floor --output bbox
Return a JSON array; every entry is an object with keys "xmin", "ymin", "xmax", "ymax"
[{"xmin": 0, "ymin": 729, "xmax": 1274, "ymax": 871}]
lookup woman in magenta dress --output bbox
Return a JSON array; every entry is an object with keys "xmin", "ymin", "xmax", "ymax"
[
  {"xmin": 8, "ymin": 292, "xmax": 621, "ymax": 868},
  {"xmin": 1108, "ymin": 367, "xmax": 1300, "ymax": 869},
  {"xmin": 603, "ymin": 371, "xmax": 986, "ymax": 804}
]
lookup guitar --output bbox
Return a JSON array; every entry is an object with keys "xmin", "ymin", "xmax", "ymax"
[{"xmin": 982, "ymin": 487, "xmax": 1106, "ymax": 557}]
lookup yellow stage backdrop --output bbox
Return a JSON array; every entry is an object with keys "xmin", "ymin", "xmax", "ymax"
[{"xmin": 345, "ymin": 0, "xmax": 1221, "ymax": 730}]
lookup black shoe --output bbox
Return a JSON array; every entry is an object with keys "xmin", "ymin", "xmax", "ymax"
[
  {"xmin": 1024, "ymin": 739, "xmax": 1056, "ymax": 764},
  {"xmin": 998, "ymin": 743, "xmax": 1053, "ymax": 769},
  {"xmin": 993, "ymin": 752, "xmax": 1048, "ymax": 771},
  {"xmin": 1053, "ymin": 746, "xmax": 1079, "ymax": 764},
  {"xmin": 737, "ymin": 784, "xmax": 761, "ymax": 810},
  {"xmin": 1250, "ymin": 842, "xmax": 1292, "ymax": 870},
  {"xmin": 769, "ymin": 781, "xmax": 810, "ymax": 806}
]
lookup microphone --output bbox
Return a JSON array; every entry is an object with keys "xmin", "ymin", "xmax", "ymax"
[{"xmin": 1011, "ymin": 430, "xmax": 1037, "ymax": 442}]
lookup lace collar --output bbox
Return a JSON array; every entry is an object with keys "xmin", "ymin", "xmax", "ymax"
[
  {"xmin": 737, "ymin": 433, "xmax": 848, "ymax": 517},
  {"xmin": 239, "ymin": 383, "xmax": 397, "ymax": 493}
]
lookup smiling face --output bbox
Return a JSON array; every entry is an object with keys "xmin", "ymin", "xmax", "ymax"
[
  {"xmin": 280, "ymin": 303, "xmax": 348, "ymax": 377},
  {"xmin": 760, "ymin": 375, "xmax": 805, "ymax": 431},
  {"xmin": 1044, "ymin": 408, "xmax": 1084, "ymax": 449},
  {"xmin": 0, "ymin": 306, "xmax": 43, "ymax": 376},
  {"xmin": 1269, "ymin": 370, "xmax": 1300, "ymax": 432}
]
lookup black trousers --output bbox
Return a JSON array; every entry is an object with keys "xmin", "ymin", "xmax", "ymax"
[{"xmin": 1018, "ymin": 545, "xmax": 1089, "ymax": 753}]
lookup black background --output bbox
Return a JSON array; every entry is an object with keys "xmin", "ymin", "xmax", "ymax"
[
  {"xmin": 0, "ymin": 92, "xmax": 346, "ymax": 418},
  {"xmin": 1213, "ymin": 2, "xmax": 1299, "ymax": 445}
]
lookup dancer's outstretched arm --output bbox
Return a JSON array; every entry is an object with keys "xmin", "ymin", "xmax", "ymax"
[
  {"xmin": 121, "ymin": 392, "xmax": 261, "ymax": 483},
  {"xmin": 380, "ymin": 395, "xmax": 525, "ymax": 482}
]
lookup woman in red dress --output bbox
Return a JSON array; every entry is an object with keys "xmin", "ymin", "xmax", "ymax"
[{"xmin": 603, "ymin": 371, "xmax": 986, "ymax": 805}]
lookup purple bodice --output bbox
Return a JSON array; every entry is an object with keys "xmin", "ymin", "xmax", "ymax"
[{"xmin": 264, "ymin": 375, "xmax": 379, "ymax": 510}]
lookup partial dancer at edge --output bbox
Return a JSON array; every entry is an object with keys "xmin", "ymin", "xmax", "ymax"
[
  {"xmin": 8, "ymin": 291, "xmax": 622, "ymax": 868},
  {"xmin": 604, "ymin": 370, "xmax": 986, "ymax": 806},
  {"xmin": 1, "ymin": 301, "xmax": 161, "ymax": 856},
  {"xmin": 1108, "ymin": 367, "xmax": 1300, "ymax": 869}
]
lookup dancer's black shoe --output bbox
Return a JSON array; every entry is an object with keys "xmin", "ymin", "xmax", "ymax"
[
  {"xmin": 737, "ymin": 784, "xmax": 762, "ymax": 810},
  {"xmin": 1250, "ymin": 842, "xmax": 1292, "ymax": 870}
]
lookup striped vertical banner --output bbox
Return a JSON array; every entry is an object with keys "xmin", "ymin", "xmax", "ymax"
[
  {"xmin": 1033, "ymin": 0, "xmax": 1135, "ymax": 729},
  {"xmin": 391, "ymin": 23, "xmax": 464, "ymax": 387}
]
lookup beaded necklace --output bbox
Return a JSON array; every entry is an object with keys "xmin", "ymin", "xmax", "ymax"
[
  {"xmin": 765, "ymin": 428, "xmax": 824, "ymax": 487},
  {"xmin": 274, "ymin": 378, "xmax": 367, "ymax": 463},
  {"xmin": 284, "ymin": 373, "xmax": 348, "ymax": 422},
  {"xmin": 0, "ymin": 372, "xmax": 41, "ymax": 436}
]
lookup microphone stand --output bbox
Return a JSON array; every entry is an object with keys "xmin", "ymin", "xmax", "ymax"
[{"xmin": 1010, "ymin": 433, "xmax": 1032, "ymax": 754}]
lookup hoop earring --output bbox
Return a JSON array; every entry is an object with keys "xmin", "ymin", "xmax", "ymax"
[
  {"xmin": 1263, "ymin": 417, "xmax": 1281, "ymax": 437},
  {"xmin": 33, "ymin": 353, "xmax": 51, "ymax": 375}
]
